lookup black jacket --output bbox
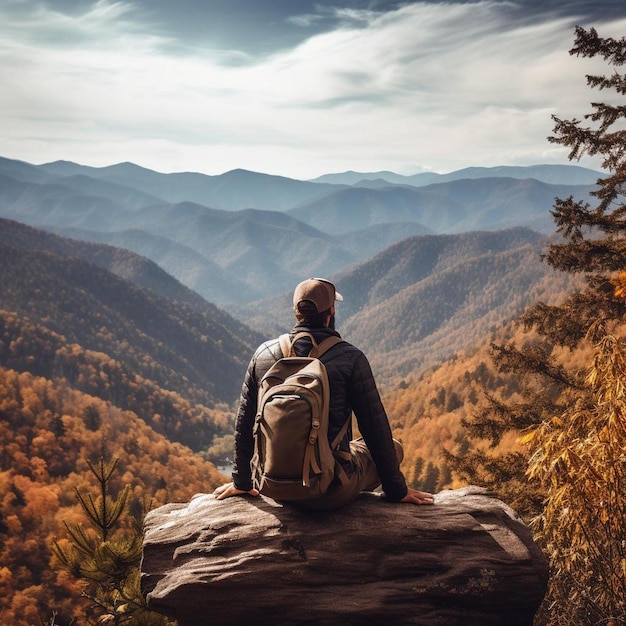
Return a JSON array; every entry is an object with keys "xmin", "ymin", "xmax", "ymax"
[{"xmin": 232, "ymin": 325, "xmax": 408, "ymax": 501}]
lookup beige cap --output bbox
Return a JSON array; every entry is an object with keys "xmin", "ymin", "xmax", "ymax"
[{"xmin": 293, "ymin": 278, "xmax": 343, "ymax": 313}]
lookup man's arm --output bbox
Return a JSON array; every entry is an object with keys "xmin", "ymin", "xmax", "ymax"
[
  {"xmin": 213, "ymin": 366, "xmax": 260, "ymax": 499},
  {"xmin": 230, "ymin": 361, "xmax": 257, "ymax": 491},
  {"xmin": 351, "ymin": 352, "xmax": 434, "ymax": 505},
  {"xmin": 215, "ymin": 339, "xmax": 281, "ymax": 499},
  {"xmin": 214, "ymin": 351, "xmax": 259, "ymax": 498}
]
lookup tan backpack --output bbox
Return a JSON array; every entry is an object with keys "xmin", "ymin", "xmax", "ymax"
[{"xmin": 252, "ymin": 332, "xmax": 350, "ymax": 501}]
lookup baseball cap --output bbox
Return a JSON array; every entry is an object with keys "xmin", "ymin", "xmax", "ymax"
[{"xmin": 293, "ymin": 278, "xmax": 343, "ymax": 313}]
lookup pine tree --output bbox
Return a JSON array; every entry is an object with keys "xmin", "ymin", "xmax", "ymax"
[
  {"xmin": 455, "ymin": 25, "xmax": 626, "ymax": 506},
  {"xmin": 452, "ymin": 25, "xmax": 626, "ymax": 625},
  {"xmin": 52, "ymin": 456, "xmax": 171, "ymax": 625}
]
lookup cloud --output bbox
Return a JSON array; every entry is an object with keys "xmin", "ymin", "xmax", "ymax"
[{"xmin": 0, "ymin": 1, "xmax": 623, "ymax": 178}]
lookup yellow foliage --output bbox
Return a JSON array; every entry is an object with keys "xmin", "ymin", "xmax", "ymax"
[
  {"xmin": 525, "ymin": 328, "xmax": 626, "ymax": 625},
  {"xmin": 610, "ymin": 271, "xmax": 626, "ymax": 301}
]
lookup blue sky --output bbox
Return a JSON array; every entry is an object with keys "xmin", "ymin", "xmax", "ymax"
[{"xmin": 2, "ymin": 1, "xmax": 625, "ymax": 179}]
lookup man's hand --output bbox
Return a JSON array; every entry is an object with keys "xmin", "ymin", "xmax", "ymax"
[
  {"xmin": 399, "ymin": 487, "xmax": 435, "ymax": 505},
  {"xmin": 213, "ymin": 482, "xmax": 260, "ymax": 500}
]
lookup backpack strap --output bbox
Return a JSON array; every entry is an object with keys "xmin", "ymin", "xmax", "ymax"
[
  {"xmin": 317, "ymin": 335, "xmax": 343, "ymax": 357},
  {"xmin": 278, "ymin": 333, "xmax": 342, "ymax": 358},
  {"xmin": 331, "ymin": 416, "xmax": 353, "ymax": 486},
  {"xmin": 330, "ymin": 416, "xmax": 351, "ymax": 450},
  {"xmin": 278, "ymin": 333, "xmax": 292, "ymax": 357}
]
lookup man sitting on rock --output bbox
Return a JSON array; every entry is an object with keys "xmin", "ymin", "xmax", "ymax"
[{"xmin": 214, "ymin": 277, "xmax": 434, "ymax": 510}]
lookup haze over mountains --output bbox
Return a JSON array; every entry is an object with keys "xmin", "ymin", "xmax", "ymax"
[
  {"xmin": 5, "ymin": 154, "xmax": 605, "ymax": 385},
  {"xmin": 0, "ymin": 156, "xmax": 598, "ymax": 314}
]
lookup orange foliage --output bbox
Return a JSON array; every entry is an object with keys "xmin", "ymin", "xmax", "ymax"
[
  {"xmin": 0, "ymin": 366, "xmax": 226, "ymax": 626},
  {"xmin": 384, "ymin": 318, "xmax": 596, "ymax": 494}
]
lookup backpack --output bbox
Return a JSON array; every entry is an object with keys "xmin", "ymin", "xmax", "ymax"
[{"xmin": 251, "ymin": 332, "xmax": 351, "ymax": 501}]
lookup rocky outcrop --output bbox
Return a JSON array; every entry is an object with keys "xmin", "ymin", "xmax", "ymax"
[{"xmin": 141, "ymin": 486, "xmax": 549, "ymax": 626}]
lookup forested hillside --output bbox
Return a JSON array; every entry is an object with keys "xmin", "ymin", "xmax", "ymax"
[
  {"xmin": 0, "ymin": 220, "xmax": 262, "ymax": 414},
  {"xmin": 0, "ymin": 218, "xmax": 227, "ymax": 313},
  {"xmin": 342, "ymin": 234, "xmax": 582, "ymax": 379},
  {"xmin": 381, "ymin": 317, "xmax": 595, "ymax": 506},
  {"xmin": 0, "ymin": 221, "xmax": 265, "ymax": 624},
  {"xmin": 0, "ymin": 365, "xmax": 224, "ymax": 624},
  {"xmin": 238, "ymin": 227, "xmax": 583, "ymax": 382}
]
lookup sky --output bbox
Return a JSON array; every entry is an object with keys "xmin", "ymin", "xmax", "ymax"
[{"xmin": 2, "ymin": 0, "xmax": 626, "ymax": 180}]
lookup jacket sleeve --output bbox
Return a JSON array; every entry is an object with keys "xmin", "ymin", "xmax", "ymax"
[
  {"xmin": 231, "ymin": 354, "xmax": 258, "ymax": 491},
  {"xmin": 350, "ymin": 352, "xmax": 408, "ymax": 501}
]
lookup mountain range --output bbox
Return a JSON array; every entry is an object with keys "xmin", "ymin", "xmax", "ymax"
[
  {"xmin": 309, "ymin": 163, "xmax": 601, "ymax": 187},
  {"xmin": 0, "ymin": 156, "xmax": 599, "ymax": 310}
]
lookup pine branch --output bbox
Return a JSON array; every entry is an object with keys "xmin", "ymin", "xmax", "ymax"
[{"xmin": 570, "ymin": 26, "xmax": 626, "ymax": 65}]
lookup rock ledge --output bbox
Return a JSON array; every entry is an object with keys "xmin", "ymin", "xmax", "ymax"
[{"xmin": 141, "ymin": 486, "xmax": 548, "ymax": 625}]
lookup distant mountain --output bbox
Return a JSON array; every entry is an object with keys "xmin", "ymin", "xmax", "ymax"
[
  {"xmin": 0, "ymin": 156, "xmax": 57, "ymax": 184},
  {"xmin": 429, "ymin": 164, "xmax": 602, "ymax": 186},
  {"xmin": 30, "ymin": 157, "xmax": 603, "ymax": 210},
  {"xmin": 0, "ymin": 174, "xmax": 136, "ymax": 230},
  {"xmin": 338, "ymin": 228, "xmax": 581, "ymax": 378},
  {"xmin": 54, "ymin": 173, "xmax": 162, "ymax": 209},
  {"xmin": 0, "ymin": 177, "xmax": 345, "ymax": 303},
  {"xmin": 288, "ymin": 185, "xmax": 457, "ymax": 234},
  {"xmin": 0, "ymin": 219, "xmax": 262, "ymax": 416},
  {"xmin": 310, "ymin": 164, "xmax": 602, "ymax": 187},
  {"xmin": 288, "ymin": 177, "xmax": 595, "ymax": 235},
  {"xmin": 38, "ymin": 160, "xmax": 344, "ymax": 211},
  {"xmin": 309, "ymin": 170, "xmax": 441, "ymax": 186},
  {"xmin": 0, "ymin": 161, "xmax": 431, "ymax": 304},
  {"xmin": 54, "ymin": 226, "xmax": 252, "ymax": 305},
  {"xmin": 51, "ymin": 218, "xmax": 430, "ymax": 306},
  {"xmin": 336, "ymin": 228, "xmax": 547, "ymax": 315},
  {"xmin": 0, "ymin": 218, "xmax": 216, "ymax": 313}
]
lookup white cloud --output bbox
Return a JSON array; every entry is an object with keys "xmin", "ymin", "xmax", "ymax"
[{"xmin": 0, "ymin": 1, "xmax": 621, "ymax": 178}]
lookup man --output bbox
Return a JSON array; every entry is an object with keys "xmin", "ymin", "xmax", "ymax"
[{"xmin": 214, "ymin": 277, "xmax": 434, "ymax": 509}]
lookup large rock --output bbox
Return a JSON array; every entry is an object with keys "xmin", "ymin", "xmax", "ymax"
[{"xmin": 141, "ymin": 486, "xmax": 549, "ymax": 625}]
